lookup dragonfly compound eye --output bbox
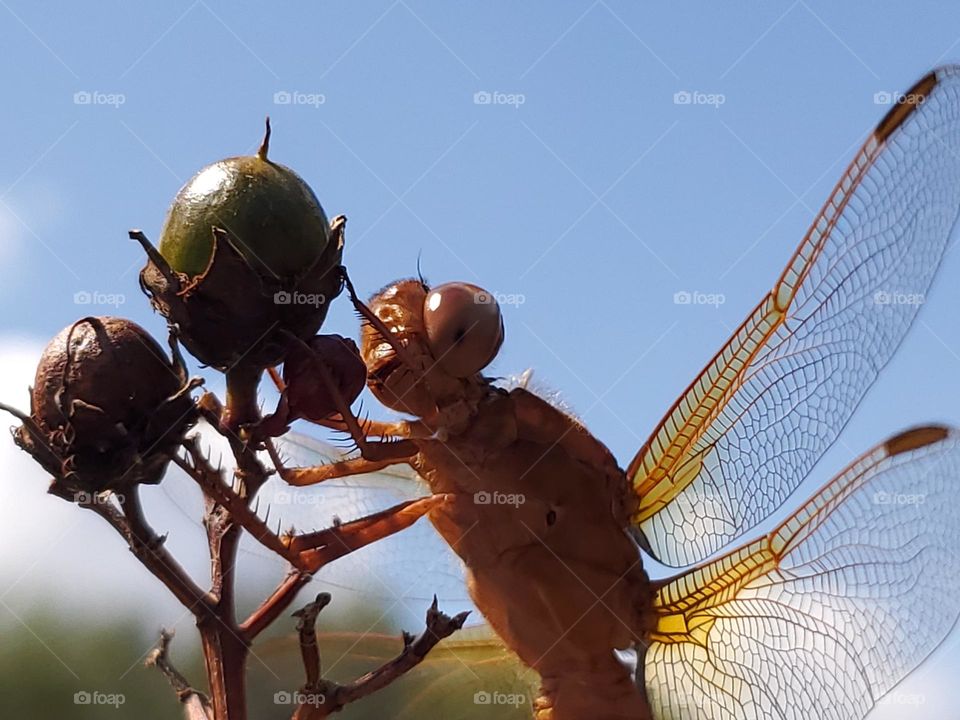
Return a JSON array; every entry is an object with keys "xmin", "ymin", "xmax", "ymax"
[{"xmin": 423, "ymin": 283, "xmax": 504, "ymax": 377}]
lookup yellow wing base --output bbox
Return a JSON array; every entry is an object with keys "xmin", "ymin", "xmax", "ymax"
[{"xmin": 644, "ymin": 426, "xmax": 960, "ymax": 720}]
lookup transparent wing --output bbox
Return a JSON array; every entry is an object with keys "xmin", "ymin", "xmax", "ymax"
[
  {"xmin": 254, "ymin": 626, "xmax": 536, "ymax": 720},
  {"xmin": 629, "ymin": 66, "xmax": 960, "ymax": 566},
  {"xmin": 157, "ymin": 427, "xmax": 473, "ymax": 612},
  {"xmin": 644, "ymin": 426, "xmax": 960, "ymax": 719}
]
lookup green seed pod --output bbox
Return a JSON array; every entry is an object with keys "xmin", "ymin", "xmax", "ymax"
[
  {"xmin": 158, "ymin": 128, "xmax": 330, "ymax": 279},
  {"xmin": 136, "ymin": 120, "xmax": 345, "ymax": 372}
]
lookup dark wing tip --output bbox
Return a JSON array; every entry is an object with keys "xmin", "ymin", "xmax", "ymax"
[
  {"xmin": 874, "ymin": 70, "xmax": 939, "ymax": 143},
  {"xmin": 885, "ymin": 425, "xmax": 951, "ymax": 457}
]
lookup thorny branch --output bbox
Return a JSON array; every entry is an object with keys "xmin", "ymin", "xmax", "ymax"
[
  {"xmin": 174, "ymin": 436, "xmax": 296, "ymax": 564},
  {"xmin": 79, "ymin": 486, "xmax": 213, "ymax": 615},
  {"xmin": 290, "ymin": 595, "xmax": 470, "ymax": 719}
]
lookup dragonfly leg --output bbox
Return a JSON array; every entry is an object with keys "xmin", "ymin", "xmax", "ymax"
[
  {"xmin": 269, "ymin": 366, "xmax": 428, "ymax": 438},
  {"xmin": 280, "ymin": 334, "xmax": 421, "ymax": 463},
  {"xmin": 303, "ymin": 414, "xmax": 434, "ymax": 440},
  {"xmin": 239, "ymin": 493, "xmax": 449, "ymax": 640},
  {"xmin": 268, "ymin": 366, "xmax": 424, "ymax": 439},
  {"xmin": 291, "ymin": 494, "xmax": 450, "ymax": 570},
  {"xmin": 341, "ymin": 267, "xmax": 420, "ymax": 370},
  {"xmin": 267, "ymin": 366, "xmax": 286, "ymax": 392},
  {"xmin": 267, "ymin": 442, "xmax": 412, "ymax": 487}
]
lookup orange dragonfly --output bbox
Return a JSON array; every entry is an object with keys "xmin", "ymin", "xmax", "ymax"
[{"xmin": 167, "ymin": 66, "xmax": 960, "ymax": 719}]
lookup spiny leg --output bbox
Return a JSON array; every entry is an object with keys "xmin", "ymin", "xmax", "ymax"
[
  {"xmin": 268, "ymin": 368, "xmax": 431, "ymax": 438},
  {"xmin": 309, "ymin": 414, "xmax": 433, "ymax": 440},
  {"xmin": 304, "ymin": 350, "xmax": 418, "ymax": 460},
  {"xmin": 290, "ymin": 494, "xmax": 449, "ymax": 571},
  {"xmin": 265, "ymin": 437, "xmax": 418, "ymax": 487},
  {"xmin": 267, "ymin": 366, "xmax": 287, "ymax": 392},
  {"xmin": 275, "ymin": 338, "xmax": 423, "ymax": 461},
  {"xmin": 341, "ymin": 268, "xmax": 420, "ymax": 370}
]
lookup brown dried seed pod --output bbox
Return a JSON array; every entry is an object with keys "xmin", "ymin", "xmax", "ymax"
[{"xmin": 9, "ymin": 316, "xmax": 198, "ymax": 495}]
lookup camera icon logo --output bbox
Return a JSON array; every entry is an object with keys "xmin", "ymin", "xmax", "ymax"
[
  {"xmin": 874, "ymin": 90, "xmax": 893, "ymax": 105},
  {"xmin": 673, "ymin": 290, "xmax": 692, "ymax": 305},
  {"xmin": 74, "ymin": 691, "xmax": 92, "ymax": 705},
  {"xmin": 673, "ymin": 90, "xmax": 692, "ymax": 105},
  {"xmin": 474, "ymin": 91, "xmax": 492, "ymax": 105},
  {"xmin": 274, "ymin": 290, "xmax": 292, "ymax": 305},
  {"xmin": 273, "ymin": 90, "xmax": 292, "ymax": 105},
  {"xmin": 474, "ymin": 490, "xmax": 492, "ymax": 505},
  {"xmin": 474, "ymin": 691, "xmax": 492, "ymax": 705},
  {"xmin": 73, "ymin": 91, "xmax": 92, "ymax": 105}
]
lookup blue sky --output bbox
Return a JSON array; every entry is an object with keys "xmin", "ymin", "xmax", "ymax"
[{"xmin": 3, "ymin": 2, "xmax": 960, "ymax": 717}]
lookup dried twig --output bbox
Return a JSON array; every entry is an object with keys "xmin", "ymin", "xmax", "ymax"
[
  {"xmin": 329, "ymin": 596, "xmax": 470, "ymax": 706},
  {"xmin": 294, "ymin": 593, "xmax": 332, "ymax": 688},
  {"xmin": 289, "ymin": 595, "xmax": 469, "ymax": 719},
  {"xmin": 145, "ymin": 630, "xmax": 213, "ymax": 720}
]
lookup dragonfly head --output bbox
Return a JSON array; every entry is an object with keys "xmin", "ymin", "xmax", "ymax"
[{"xmin": 361, "ymin": 278, "xmax": 504, "ymax": 417}]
